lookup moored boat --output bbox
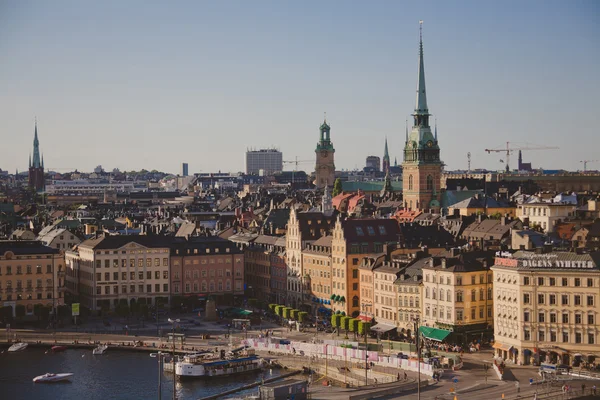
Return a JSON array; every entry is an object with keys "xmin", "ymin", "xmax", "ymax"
[
  {"xmin": 175, "ymin": 350, "xmax": 263, "ymax": 379},
  {"xmin": 93, "ymin": 344, "xmax": 108, "ymax": 355},
  {"xmin": 8, "ymin": 342, "xmax": 28, "ymax": 352},
  {"xmin": 51, "ymin": 345, "xmax": 68, "ymax": 353},
  {"xmin": 33, "ymin": 373, "xmax": 73, "ymax": 383}
]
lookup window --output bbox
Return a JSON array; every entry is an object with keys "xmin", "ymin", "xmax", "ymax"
[
  {"xmin": 96, "ymin": 273, "xmax": 101, "ymax": 281},
  {"xmin": 575, "ymin": 278, "xmax": 581, "ymax": 287},
  {"xmin": 130, "ymin": 285, "xmax": 135, "ymax": 293},
  {"xmin": 104, "ymin": 286, "xmax": 109, "ymax": 294},
  {"xmin": 163, "ymin": 258, "xmax": 168, "ymax": 266},
  {"xmin": 575, "ymin": 295, "xmax": 581, "ymax": 306},
  {"xmin": 447, "ymin": 291, "xmax": 451, "ymax": 302},
  {"xmin": 589, "ymin": 333, "xmax": 595, "ymax": 344},
  {"xmin": 575, "ymin": 314, "xmax": 582, "ymax": 324},
  {"xmin": 562, "ymin": 332, "xmax": 569, "ymax": 343},
  {"xmin": 587, "ymin": 278, "xmax": 594, "ymax": 287},
  {"xmin": 549, "ymin": 277, "xmax": 555, "ymax": 286},
  {"xmin": 471, "ymin": 290, "xmax": 476, "ymax": 302},
  {"xmin": 487, "ymin": 287, "xmax": 492, "ymax": 300},
  {"xmin": 163, "ymin": 271, "xmax": 168, "ymax": 279},
  {"xmin": 539, "ymin": 331, "xmax": 545, "ymax": 341},
  {"xmin": 561, "ymin": 295, "xmax": 568, "ymax": 305},
  {"xmin": 139, "ymin": 272, "xmax": 143, "ymax": 280},
  {"xmin": 155, "ymin": 271, "xmax": 160, "ymax": 279},
  {"xmin": 139, "ymin": 284, "xmax": 144, "ymax": 293},
  {"xmin": 524, "ymin": 330, "xmax": 530, "ymax": 341},
  {"xmin": 154, "ymin": 258, "xmax": 160, "ymax": 267},
  {"xmin": 550, "ymin": 312, "xmax": 557, "ymax": 323},
  {"xmin": 147, "ymin": 284, "xmax": 151, "ymax": 293},
  {"xmin": 588, "ymin": 314, "xmax": 595, "ymax": 325},
  {"xmin": 587, "ymin": 296, "xmax": 595, "ymax": 306},
  {"xmin": 550, "ymin": 331, "xmax": 557, "ymax": 342},
  {"xmin": 538, "ymin": 312, "xmax": 545, "ymax": 323},
  {"xmin": 538, "ymin": 294, "xmax": 544, "ymax": 304},
  {"xmin": 163, "ymin": 284, "xmax": 168, "ymax": 292},
  {"xmin": 155, "ymin": 284, "xmax": 160, "ymax": 292},
  {"xmin": 121, "ymin": 272, "xmax": 127, "ymax": 280},
  {"xmin": 538, "ymin": 277, "xmax": 544, "ymax": 286},
  {"xmin": 456, "ymin": 310, "xmax": 463, "ymax": 321},
  {"xmin": 524, "ymin": 311, "xmax": 530, "ymax": 322},
  {"xmin": 130, "ymin": 272, "xmax": 135, "ymax": 280},
  {"xmin": 524, "ymin": 277, "xmax": 530, "ymax": 285},
  {"xmin": 562, "ymin": 278, "xmax": 568, "ymax": 286},
  {"xmin": 408, "ymin": 175, "xmax": 413, "ymax": 190},
  {"xmin": 562, "ymin": 313, "xmax": 569, "ymax": 324},
  {"xmin": 122, "ymin": 285, "xmax": 127, "ymax": 294},
  {"xmin": 456, "ymin": 291, "xmax": 463, "ymax": 302},
  {"xmin": 549, "ymin": 294, "xmax": 556, "ymax": 305},
  {"xmin": 471, "ymin": 276, "xmax": 476, "ymax": 285},
  {"xmin": 456, "ymin": 277, "xmax": 462, "ymax": 286}
]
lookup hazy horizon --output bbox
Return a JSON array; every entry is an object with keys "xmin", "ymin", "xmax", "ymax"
[{"xmin": 1, "ymin": 1, "xmax": 599, "ymax": 175}]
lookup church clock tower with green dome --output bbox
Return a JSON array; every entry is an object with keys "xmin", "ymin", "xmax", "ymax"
[
  {"xmin": 315, "ymin": 118, "xmax": 335, "ymax": 189},
  {"xmin": 402, "ymin": 22, "xmax": 442, "ymax": 212}
]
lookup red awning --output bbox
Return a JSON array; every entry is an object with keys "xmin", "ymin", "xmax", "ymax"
[{"xmin": 357, "ymin": 314, "xmax": 372, "ymax": 322}]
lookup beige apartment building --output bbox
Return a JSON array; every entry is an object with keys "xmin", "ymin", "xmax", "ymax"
[
  {"xmin": 65, "ymin": 236, "xmax": 172, "ymax": 312},
  {"xmin": 492, "ymin": 251, "xmax": 600, "ymax": 366},
  {"xmin": 421, "ymin": 250, "xmax": 495, "ymax": 344},
  {"xmin": 302, "ymin": 236, "xmax": 333, "ymax": 315},
  {"xmin": 0, "ymin": 241, "xmax": 65, "ymax": 316},
  {"xmin": 518, "ymin": 202, "xmax": 576, "ymax": 233},
  {"xmin": 372, "ymin": 264, "xmax": 403, "ymax": 335}
]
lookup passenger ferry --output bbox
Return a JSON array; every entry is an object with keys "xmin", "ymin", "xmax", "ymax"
[{"xmin": 175, "ymin": 348, "xmax": 263, "ymax": 379}]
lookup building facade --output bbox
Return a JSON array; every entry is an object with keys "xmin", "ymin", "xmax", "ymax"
[
  {"xmin": 402, "ymin": 24, "xmax": 441, "ymax": 212},
  {"xmin": 302, "ymin": 236, "xmax": 333, "ymax": 316},
  {"xmin": 28, "ymin": 122, "xmax": 45, "ymax": 192},
  {"xmin": 492, "ymin": 251, "xmax": 600, "ymax": 366},
  {"xmin": 517, "ymin": 202, "xmax": 576, "ymax": 233},
  {"xmin": 245, "ymin": 149, "xmax": 283, "ymax": 176},
  {"xmin": 0, "ymin": 241, "xmax": 65, "ymax": 317},
  {"xmin": 170, "ymin": 237, "xmax": 244, "ymax": 303},
  {"xmin": 65, "ymin": 236, "xmax": 172, "ymax": 312},
  {"xmin": 314, "ymin": 120, "xmax": 335, "ymax": 189},
  {"xmin": 366, "ymin": 156, "xmax": 381, "ymax": 172},
  {"xmin": 421, "ymin": 250, "xmax": 494, "ymax": 344}
]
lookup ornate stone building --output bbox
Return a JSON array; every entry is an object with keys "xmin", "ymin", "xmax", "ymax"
[
  {"xmin": 314, "ymin": 119, "xmax": 335, "ymax": 189},
  {"xmin": 402, "ymin": 23, "xmax": 442, "ymax": 212}
]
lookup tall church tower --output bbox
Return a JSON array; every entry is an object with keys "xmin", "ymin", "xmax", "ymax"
[
  {"xmin": 314, "ymin": 118, "xmax": 335, "ymax": 188},
  {"xmin": 28, "ymin": 121, "xmax": 45, "ymax": 192},
  {"xmin": 382, "ymin": 137, "xmax": 390, "ymax": 173},
  {"xmin": 402, "ymin": 22, "xmax": 441, "ymax": 212}
]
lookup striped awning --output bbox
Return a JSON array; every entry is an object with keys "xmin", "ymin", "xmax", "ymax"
[{"xmin": 492, "ymin": 342, "xmax": 511, "ymax": 351}]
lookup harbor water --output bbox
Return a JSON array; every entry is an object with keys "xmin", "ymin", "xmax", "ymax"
[{"xmin": 0, "ymin": 346, "xmax": 281, "ymax": 400}]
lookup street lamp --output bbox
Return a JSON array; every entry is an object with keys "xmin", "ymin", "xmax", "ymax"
[
  {"xmin": 411, "ymin": 316, "xmax": 421, "ymax": 400},
  {"xmin": 168, "ymin": 318, "xmax": 180, "ymax": 400},
  {"xmin": 150, "ymin": 351, "xmax": 167, "ymax": 400}
]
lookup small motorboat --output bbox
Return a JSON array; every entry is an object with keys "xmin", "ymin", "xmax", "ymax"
[
  {"xmin": 8, "ymin": 342, "xmax": 28, "ymax": 352},
  {"xmin": 33, "ymin": 373, "xmax": 73, "ymax": 383},
  {"xmin": 92, "ymin": 344, "xmax": 108, "ymax": 355},
  {"xmin": 51, "ymin": 346, "xmax": 67, "ymax": 353}
]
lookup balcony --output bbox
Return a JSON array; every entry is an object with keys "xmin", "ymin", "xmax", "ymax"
[{"xmin": 16, "ymin": 288, "xmax": 23, "ymax": 293}]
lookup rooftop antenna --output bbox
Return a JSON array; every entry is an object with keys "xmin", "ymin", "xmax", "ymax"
[
  {"xmin": 467, "ymin": 152, "xmax": 471, "ymax": 172},
  {"xmin": 419, "ymin": 20, "xmax": 423, "ymax": 42},
  {"xmin": 324, "ymin": 111, "xmax": 327, "ymax": 123}
]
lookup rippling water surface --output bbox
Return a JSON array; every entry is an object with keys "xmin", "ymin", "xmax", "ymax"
[{"xmin": 0, "ymin": 346, "xmax": 279, "ymax": 400}]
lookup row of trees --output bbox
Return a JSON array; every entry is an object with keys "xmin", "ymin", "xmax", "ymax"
[
  {"xmin": 331, "ymin": 314, "xmax": 371, "ymax": 338},
  {"xmin": 268, "ymin": 304, "xmax": 308, "ymax": 323}
]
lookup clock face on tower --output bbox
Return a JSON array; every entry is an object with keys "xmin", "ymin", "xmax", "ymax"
[
  {"xmin": 426, "ymin": 140, "xmax": 433, "ymax": 148},
  {"xmin": 321, "ymin": 151, "xmax": 328, "ymax": 158}
]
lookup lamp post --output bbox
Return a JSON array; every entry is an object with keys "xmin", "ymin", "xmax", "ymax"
[
  {"xmin": 150, "ymin": 351, "xmax": 167, "ymax": 400},
  {"xmin": 168, "ymin": 318, "xmax": 180, "ymax": 400},
  {"xmin": 325, "ymin": 344, "xmax": 329, "ymax": 379},
  {"xmin": 412, "ymin": 316, "xmax": 421, "ymax": 400}
]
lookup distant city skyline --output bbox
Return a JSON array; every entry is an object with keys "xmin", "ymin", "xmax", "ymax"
[{"xmin": 1, "ymin": 1, "xmax": 598, "ymax": 174}]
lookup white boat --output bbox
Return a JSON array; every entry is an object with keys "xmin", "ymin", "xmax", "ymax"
[
  {"xmin": 175, "ymin": 352, "xmax": 263, "ymax": 379},
  {"xmin": 8, "ymin": 342, "xmax": 28, "ymax": 352},
  {"xmin": 33, "ymin": 373, "xmax": 73, "ymax": 383},
  {"xmin": 92, "ymin": 344, "xmax": 108, "ymax": 355}
]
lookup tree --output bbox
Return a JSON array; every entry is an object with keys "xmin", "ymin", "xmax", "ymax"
[
  {"xmin": 349, "ymin": 318, "xmax": 359, "ymax": 339},
  {"xmin": 0, "ymin": 306, "xmax": 14, "ymax": 324},
  {"xmin": 290, "ymin": 309, "xmax": 299, "ymax": 320},
  {"xmin": 298, "ymin": 312, "xmax": 308, "ymax": 323},
  {"xmin": 15, "ymin": 304, "xmax": 26, "ymax": 319},
  {"xmin": 332, "ymin": 178, "xmax": 343, "ymax": 197},
  {"xmin": 33, "ymin": 303, "xmax": 44, "ymax": 321},
  {"xmin": 275, "ymin": 305, "xmax": 283, "ymax": 317},
  {"xmin": 268, "ymin": 304, "xmax": 277, "ymax": 313},
  {"xmin": 341, "ymin": 316, "xmax": 352, "ymax": 338},
  {"xmin": 331, "ymin": 314, "xmax": 342, "ymax": 335},
  {"xmin": 283, "ymin": 307, "xmax": 291, "ymax": 319},
  {"xmin": 358, "ymin": 321, "xmax": 371, "ymax": 336}
]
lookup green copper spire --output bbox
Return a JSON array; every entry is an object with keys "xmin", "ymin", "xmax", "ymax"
[{"xmin": 415, "ymin": 21, "xmax": 428, "ymax": 115}]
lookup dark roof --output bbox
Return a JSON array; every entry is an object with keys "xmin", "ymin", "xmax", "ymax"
[
  {"xmin": 262, "ymin": 209, "xmax": 290, "ymax": 231},
  {"xmin": 423, "ymin": 250, "xmax": 496, "ymax": 272},
  {"xmin": 80, "ymin": 235, "xmax": 177, "ymax": 250},
  {"xmin": 342, "ymin": 219, "xmax": 400, "ymax": 243},
  {"xmin": 0, "ymin": 240, "xmax": 60, "ymax": 255},
  {"xmin": 398, "ymin": 223, "xmax": 457, "ymax": 248},
  {"xmin": 172, "ymin": 236, "xmax": 243, "ymax": 255}
]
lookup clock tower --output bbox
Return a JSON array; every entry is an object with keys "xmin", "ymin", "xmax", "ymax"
[
  {"xmin": 315, "ymin": 118, "xmax": 335, "ymax": 189},
  {"xmin": 402, "ymin": 22, "xmax": 442, "ymax": 212}
]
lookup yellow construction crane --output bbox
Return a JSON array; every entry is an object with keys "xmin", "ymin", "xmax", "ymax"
[
  {"xmin": 580, "ymin": 160, "xmax": 599, "ymax": 172},
  {"xmin": 484, "ymin": 142, "xmax": 559, "ymax": 172},
  {"xmin": 283, "ymin": 157, "xmax": 313, "ymax": 170}
]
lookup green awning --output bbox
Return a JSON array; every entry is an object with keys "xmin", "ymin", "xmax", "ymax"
[
  {"xmin": 330, "ymin": 294, "xmax": 336, "ymax": 300},
  {"xmin": 239, "ymin": 310, "xmax": 253, "ymax": 316},
  {"xmin": 340, "ymin": 296, "xmax": 345, "ymax": 302},
  {"xmin": 419, "ymin": 326, "xmax": 451, "ymax": 342}
]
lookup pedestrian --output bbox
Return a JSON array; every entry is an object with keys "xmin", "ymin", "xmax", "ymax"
[
  {"xmin": 582, "ymin": 383, "xmax": 586, "ymax": 394},
  {"xmin": 397, "ymin": 373, "xmax": 400, "ymax": 381},
  {"xmin": 404, "ymin": 371, "xmax": 408, "ymax": 380},
  {"xmin": 533, "ymin": 392, "xmax": 538, "ymax": 400},
  {"xmin": 562, "ymin": 384, "xmax": 567, "ymax": 393},
  {"xmin": 515, "ymin": 381, "xmax": 520, "ymax": 393},
  {"xmin": 592, "ymin": 384, "xmax": 596, "ymax": 395}
]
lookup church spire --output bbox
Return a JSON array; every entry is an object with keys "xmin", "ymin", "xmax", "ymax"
[
  {"xmin": 405, "ymin": 119, "xmax": 409, "ymax": 142},
  {"xmin": 413, "ymin": 21, "xmax": 430, "ymax": 127},
  {"xmin": 435, "ymin": 118, "xmax": 438, "ymax": 140},
  {"xmin": 32, "ymin": 120, "xmax": 41, "ymax": 169},
  {"xmin": 384, "ymin": 137, "xmax": 389, "ymax": 159}
]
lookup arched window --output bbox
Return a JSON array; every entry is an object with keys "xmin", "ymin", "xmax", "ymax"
[
  {"xmin": 432, "ymin": 289, "xmax": 437, "ymax": 300},
  {"xmin": 426, "ymin": 175, "xmax": 433, "ymax": 191},
  {"xmin": 471, "ymin": 289, "xmax": 476, "ymax": 301},
  {"xmin": 447, "ymin": 291, "xmax": 451, "ymax": 302},
  {"xmin": 352, "ymin": 296, "xmax": 359, "ymax": 307},
  {"xmin": 425, "ymin": 287, "xmax": 430, "ymax": 298},
  {"xmin": 408, "ymin": 175, "xmax": 413, "ymax": 191},
  {"xmin": 440, "ymin": 289, "xmax": 444, "ymax": 301}
]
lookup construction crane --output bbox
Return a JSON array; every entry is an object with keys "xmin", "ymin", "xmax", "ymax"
[
  {"xmin": 484, "ymin": 142, "xmax": 559, "ymax": 172},
  {"xmin": 580, "ymin": 160, "xmax": 599, "ymax": 172},
  {"xmin": 282, "ymin": 157, "xmax": 313, "ymax": 184}
]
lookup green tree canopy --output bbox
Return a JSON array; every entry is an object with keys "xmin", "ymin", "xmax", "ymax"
[
  {"xmin": 332, "ymin": 178, "xmax": 343, "ymax": 197},
  {"xmin": 358, "ymin": 321, "xmax": 371, "ymax": 336}
]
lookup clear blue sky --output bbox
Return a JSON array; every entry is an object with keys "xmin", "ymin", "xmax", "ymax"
[{"xmin": 1, "ymin": 0, "xmax": 598, "ymax": 174}]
